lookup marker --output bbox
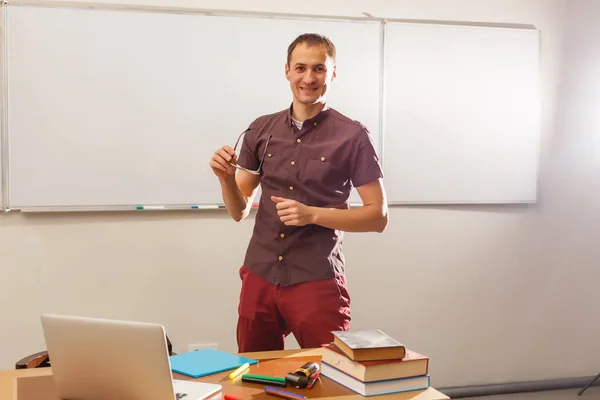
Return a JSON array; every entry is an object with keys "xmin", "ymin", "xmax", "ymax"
[
  {"xmin": 241, "ymin": 376, "xmax": 287, "ymax": 387},
  {"xmin": 242, "ymin": 374, "xmax": 286, "ymax": 383},
  {"xmin": 307, "ymin": 372, "xmax": 320, "ymax": 389},
  {"xmin": 135, "ymin": 205, "xmax": 165, "ymax": 210},
  {"xmin": 224, "ymin": 395, "xmax": 244, "ymax": 400},
  {"xmin": 190, "ymin": 205, "xmax": 223, "ymax": 209},
  {"xmin": 229, "ymin": 363, "xmax": 250, "ymax": 380},
  {"xmin": 264, "ymin": 386, "xmax": 307, "ymax": 400}
]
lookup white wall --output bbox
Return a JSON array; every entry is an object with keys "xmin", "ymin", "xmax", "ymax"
[{"xmin": 1, "ymin": 0, "xmax": 599, "ymax": 388}]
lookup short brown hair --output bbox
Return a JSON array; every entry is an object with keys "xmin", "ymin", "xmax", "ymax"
[{"xmin": 286, "ymin": 33, "xmax": 336, "ymax": 65}]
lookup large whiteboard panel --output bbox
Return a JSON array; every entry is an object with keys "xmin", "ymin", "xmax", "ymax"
[
  {"xmin": 7, "ymin": 5, "xmax": 381, "ymax": 209},
  {"xmin": 0, "ymin": 3, "xmax": 4, "ymax": 211},
  {"xmin": 0, "ymin": 99, "xmax": 4, "ymax": 210},
  {"xmin": 383, "ymin": 22, "xmax": 540, "ymax": 204},
  {"xmin": 0, "ymin": 128, "xmax": 4, "ymax": 211},
  {"xmin": 0, "ymin": 84, "xmax": 4, "ymax": 211}
]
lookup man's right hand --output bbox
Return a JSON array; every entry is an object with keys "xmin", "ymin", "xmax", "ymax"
[
  {"xmin": 210, "ymin": 144, "xmax": 258, "ymax": 222},
  {"xmin": 210, "ymin": 145, "xmax": 237, "ymax": 182}
]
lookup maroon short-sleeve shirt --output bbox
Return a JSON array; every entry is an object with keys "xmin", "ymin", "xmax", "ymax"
[{"xmin": 237, "ymin": 105, "xmax": 383, "ymax": 286}]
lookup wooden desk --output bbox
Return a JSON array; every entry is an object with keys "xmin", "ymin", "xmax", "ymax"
[{"xmin": 1, "ymin": 348, "xmax": 449, "ymax": 400}]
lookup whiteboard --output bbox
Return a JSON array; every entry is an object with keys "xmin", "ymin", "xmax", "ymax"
[
  {"xmin": 383, "ymin": 22, "xmax": 540, "ymax": 204},
  {"xmin": 6, "ymin": 5, "xmax": 381, "ymax": 210},
  {"xmin": 0, "ymin": 127, "xmax": 4, "ymax": 211},
  {"xmin": 0, "ymin": 4, "xmax": 4, "ymax": 211},
  {"xmin": 0, "ymin": 100, "xmax": 4, "ymax": 210}
]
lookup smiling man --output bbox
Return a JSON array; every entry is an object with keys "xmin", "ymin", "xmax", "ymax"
[{"xmin": 209, "ymin": 33, "xmax": 388, "ymax": 352}]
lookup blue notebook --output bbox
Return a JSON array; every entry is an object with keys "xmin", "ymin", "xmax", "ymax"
[{"xmin": 169, "ymin": 348, "xmax": 258, "ymax": 378}]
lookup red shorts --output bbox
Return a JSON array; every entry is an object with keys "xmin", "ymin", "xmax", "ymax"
[{"xmin": 236, "ymin": 265, "xmax": 351, "ymax": 352}]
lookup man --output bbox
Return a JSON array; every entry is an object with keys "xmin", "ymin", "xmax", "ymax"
[{"xmin": 209, "ymin": 33, "xmax": 388, "ymax": 352}]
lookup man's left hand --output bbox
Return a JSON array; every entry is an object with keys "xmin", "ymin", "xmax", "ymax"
[{"xmin": 271, "ymin": 196, "xmax": 316, "ymax": 226}]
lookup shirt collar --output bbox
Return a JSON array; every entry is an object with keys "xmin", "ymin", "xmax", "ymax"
[{"xmin": 285, "ymin": 103, "xmax": 330, "ymax": 127}]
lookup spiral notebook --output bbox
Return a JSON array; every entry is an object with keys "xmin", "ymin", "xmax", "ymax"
[{"xmin": 169, "ymin": 348, "xmax": 258, "ymax": 378}]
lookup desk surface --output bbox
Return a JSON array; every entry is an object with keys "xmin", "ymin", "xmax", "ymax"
[{"xmin": 1, "ymin": 348, "xmax": 450, "ymax": 400}]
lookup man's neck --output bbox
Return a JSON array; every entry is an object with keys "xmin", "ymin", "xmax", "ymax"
[{"xmin": 291, "ymin": 101, "xmax": 325, "ymax": 122}]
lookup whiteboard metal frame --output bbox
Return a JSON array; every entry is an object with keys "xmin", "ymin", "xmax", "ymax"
[
  {"xmin": 0, "ymin": 0, "xmax": 8, "ymax": 212},
  {"xmin": 16, "ymin": 204, "xmax": 224, "ymax": 212},
  {"xmin": 5, "ymin": 0, "xmax": 385, "ymax": 23},
  {"xmin": 378, "ymin": 19, "xmax": 387, "ymax": 173}
]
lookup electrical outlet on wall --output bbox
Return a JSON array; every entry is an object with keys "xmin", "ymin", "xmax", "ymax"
[{"xmin": 188, "ymin": 343, "xmax": 219, "ymax": 352}]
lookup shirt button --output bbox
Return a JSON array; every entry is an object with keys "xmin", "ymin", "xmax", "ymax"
[
  {"xmin": 296, "ymin": 138, "xmax": 301, "ymax": 143},
  {"xmin": 289, "ymin": 186, "xmax": 294, "ymax": 191},
  {"xmin": 280, "ymin": 233, "xmax": 285, "ymax": 238},
  {"xmin": 314, "ymin": 122, "xmax": 318, "ymax": 126},
  {"xmin": 278, "ymin": 255, "xmax": 283, "ymax": 261},
  {"xmin": 290, "ymin": 161, "xmax": 295, "ymax": 166},
  {"xmin": 321, "ymin": 156, "xmax": 326, "ymax": 161}
]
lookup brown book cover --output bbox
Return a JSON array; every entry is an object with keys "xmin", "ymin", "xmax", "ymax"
[
  {"xmin": 331, "ymin": 329, "xmax": 406, "ymax": 361},
  {"xmin": 322, "ymin": 343, "xmax": 429, "ymax": 382}
]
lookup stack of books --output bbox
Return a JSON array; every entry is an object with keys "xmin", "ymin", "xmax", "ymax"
[{"xmin": 320, "ymin": 329, "xmax": 430, "ymax": 397}]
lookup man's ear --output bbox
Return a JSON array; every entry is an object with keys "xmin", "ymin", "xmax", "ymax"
[
  {"xmin": 285, "ymin": 63, "xmax": 290, "ymax": 81},
  {"xmin": 331, "ymin": 65, "xmax": 337, "ymax": 81}
]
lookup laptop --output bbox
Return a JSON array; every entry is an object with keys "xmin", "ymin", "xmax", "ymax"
[{"xmin": 40, "ymin": 314, "xmax": 222, "ymax": 400}]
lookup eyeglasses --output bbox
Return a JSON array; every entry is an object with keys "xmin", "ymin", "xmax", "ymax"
[{"xmin": 228, "ymin": 128, "xmax": 273, "ymax": 175}]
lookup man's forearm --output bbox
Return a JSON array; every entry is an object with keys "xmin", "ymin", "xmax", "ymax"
[
  {"xmin": 310, "ymin": 203, "xmax": 388, "ymax": 233},
  {"xmin": 220, "ymin": 177, "xmax": 250, "ymax": 222}
]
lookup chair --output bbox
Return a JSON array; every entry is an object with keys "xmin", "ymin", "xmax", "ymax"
[
  {"xmin": 579, "ymin": 372, "xmax": 600, "ymax": 396},
  {"xmin": 15, "ymin": 351, "xmax": 51, "ymax": 369},
  {"xmin": 15, "ymin": 335, "xmax": 175, "ymax": 369}
]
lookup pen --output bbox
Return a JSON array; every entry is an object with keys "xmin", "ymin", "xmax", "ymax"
[
  {"xmin": 264, "ymin": 386, "xmax": 307, "ymax": 400},
  {"xmin": 307, "ymin": 371, "xmax": 320, "ymax": 389},
  {"xmin": 229, "ymin": 363, "xmax": 250, "ymax": 380}
]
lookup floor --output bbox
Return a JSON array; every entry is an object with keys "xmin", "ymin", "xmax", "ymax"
[{"xmin": 461, "ymin": 387, "xmax": 600, "ymax": 399}]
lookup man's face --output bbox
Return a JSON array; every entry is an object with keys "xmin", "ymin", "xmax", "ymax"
[{"xmin": 285, "ymin": 42, "xmax": 336, "ymax": 106}]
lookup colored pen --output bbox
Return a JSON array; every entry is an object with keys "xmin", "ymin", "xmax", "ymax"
[
  {"xmin": 136, "ymin": 205, "xmax": 165, "ymax": 210},
  {"xmin": 224, "ymin": 395, "xmax": 243, "ymax": 400},
  {"xmin": 307, "ymin": 371, "xmax": 320, "ymax": 389},
  {"xmin": 229, "ymin": 363, "xmax": 250, "ymax": 380},
  {"xmin": 264, "ymin": 386, "xmax": 307, "ymax": 400},
  {"xmin": 242, "ymin": 376, "xmax": 287, "ymax": 387}
]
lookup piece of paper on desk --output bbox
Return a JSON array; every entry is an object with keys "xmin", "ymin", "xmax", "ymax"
[{"xmin": 169, "ymin": 348, "xmax": 258, "ymax": 378}]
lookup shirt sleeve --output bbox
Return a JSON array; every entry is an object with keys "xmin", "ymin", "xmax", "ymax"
[
  {"xmin": 235, "ymin": 120, "xmax": 260, "ymax": 171},
  {"xmin": 349, "ymin": 124, "xmax": 383, "ymax": 188}
]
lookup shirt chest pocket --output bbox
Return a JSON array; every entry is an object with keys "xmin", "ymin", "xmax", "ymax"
[
  {"xmin": 302, "ymin": 154, "xmax": 343, "ymax": 185},
  {"xmin": 261, "ymin": 152, "xmax": 287, "ymax": 176}
]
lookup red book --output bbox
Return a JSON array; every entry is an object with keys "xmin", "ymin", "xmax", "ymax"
[{"xmin": 321, "ymin": 343, "xmax": 429, "ymax": 382}]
